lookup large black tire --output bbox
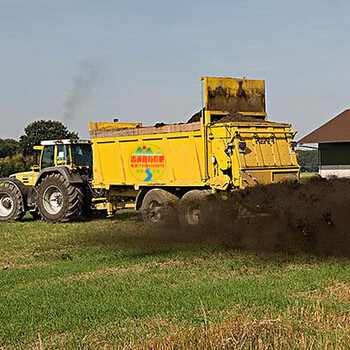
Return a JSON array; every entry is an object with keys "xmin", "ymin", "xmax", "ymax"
[
  {"xmin": 178, "ymin": 190, "xmax": 213, "ymax": 231},
  {"xmin": 0, "ymin": 182, "xmax": 25, "ymax": 222},
  {"xmin": 37, "ymin": 173, "xmax": 83, "ymax": 223},
  {"xmin": 140, "ymin": 189, "xmax": 179, "ymax": 228}
]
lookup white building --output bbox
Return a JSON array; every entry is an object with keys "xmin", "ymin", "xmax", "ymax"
[{"xmin": 299, "ymin": 109, "xmax": 350, "ymax": 178}]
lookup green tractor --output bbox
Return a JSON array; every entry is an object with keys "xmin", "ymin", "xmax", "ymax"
[{"xmin": 0, "ymin": 139, "xmax": 94, "ymax": 222}]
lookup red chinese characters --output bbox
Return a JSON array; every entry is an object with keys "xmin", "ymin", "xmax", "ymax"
[{"xmin": 130, "ymin": 154, "xmax": 165, "ymax": 168}]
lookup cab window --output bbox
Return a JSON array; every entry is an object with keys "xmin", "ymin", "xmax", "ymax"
[
  {"xmin": 33, "ymin": 150, "xmax": 40, "ymax": 167},
  {"xmin": 71, "ymin": 144, "xmax": 92, "ymax": 166},
  {"xmin": 56, "ymin": 144, "xmax": 70, "ymax": 164},
  {"xmin": 41, "ymin": 145, "xmax": 55, "ymax": 168}
]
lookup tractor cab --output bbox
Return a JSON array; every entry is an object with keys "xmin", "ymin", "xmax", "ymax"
[
  {"xmin": 11, "ymin": 140, "xmax": 92, "ymax": 186},
  {"xmin": 38, "ymin": 140, "xmax": 92, "ymax": 169}
]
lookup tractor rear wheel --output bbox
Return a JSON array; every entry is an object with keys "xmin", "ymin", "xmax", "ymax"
[
  {"xmin": 0, "ymin": 182, "xmax": 25, "ymax": 222},
  {"xmin": 140, "ymin": 189, "xmax": 179, "ymax": 228},
  {"xmin": 178, "ymin": 190, "xmax": 213, "ymax": 231},
  {"xmin": 37, "ymin": 173, "xmax": 83, "ymax": 223}
]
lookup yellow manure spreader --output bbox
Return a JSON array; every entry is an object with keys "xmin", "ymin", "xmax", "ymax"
[{"xmin": 0, "ymin": 77, "xmax": 299, "ymax": 228}]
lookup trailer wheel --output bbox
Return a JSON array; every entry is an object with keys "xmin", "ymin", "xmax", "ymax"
[
  {"xmin": 140, "ymin": 189, "xmax": 179, "ymax": 228},
  {"xmin": 0, "ymin": 182, "xmax": 25, "ymax": 222},
  {"xmin": 37, "ymin": 173, "xmax": 83, "ymax": 223},
  {"xmin": 178, "ymin": 190, "xmax": 213, "ymax": 231}
]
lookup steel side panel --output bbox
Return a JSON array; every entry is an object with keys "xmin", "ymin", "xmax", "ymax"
[
  {"xmin": 207, "ymin": 124, "xmax": 298, "ymax": 168},
  {"xmin": 203, "ymin": 77, "xmax": 266, "ymax": 114},
  {"xmin": 92, "ymin": 130, "xmax": 205, "ymax": 187},
  {"xmin": 92, "ymin": 122, "xmax": 299, "ymax": 189},
  {"xmin": 206, "ymin": 124, "xmax": 299, "ymax": 187}
]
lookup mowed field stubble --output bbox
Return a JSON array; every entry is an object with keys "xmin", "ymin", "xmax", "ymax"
[{"xmin": 1, "ymin": 203, "xmax": 350, "ymax": 349}]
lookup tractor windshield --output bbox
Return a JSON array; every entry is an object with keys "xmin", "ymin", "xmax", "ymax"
[{"xmin": 71, "ymin": 144, "xmax": 93, "ymax": 167}]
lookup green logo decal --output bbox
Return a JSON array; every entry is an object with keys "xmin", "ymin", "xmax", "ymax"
[{"xmin": 129, "ymin": 145, "xmax": 166, "ymax": 182}]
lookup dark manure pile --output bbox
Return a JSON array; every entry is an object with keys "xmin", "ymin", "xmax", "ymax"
[{"xmin": 187, "ymin": 109, "xmax": 265, "ymax": 124}]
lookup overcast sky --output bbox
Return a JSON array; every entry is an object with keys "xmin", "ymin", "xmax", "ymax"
[{"xmin": 0, "ymin": 0, "xmax": 349, "ymax": 140}]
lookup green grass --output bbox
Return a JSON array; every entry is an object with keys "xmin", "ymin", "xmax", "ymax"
[{"xmin": 0, "ymin": 212, "xmax": 350, "ymax": 349}]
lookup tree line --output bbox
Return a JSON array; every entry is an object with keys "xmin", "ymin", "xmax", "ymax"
[{"xmin": 0, "ymin": 120, "xmax": 78, "ymax": 177}]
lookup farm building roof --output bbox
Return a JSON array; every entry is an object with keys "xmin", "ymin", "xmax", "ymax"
[{"xmin": 299, "ymin": 109, "xmax": 350, "ymax": 144}]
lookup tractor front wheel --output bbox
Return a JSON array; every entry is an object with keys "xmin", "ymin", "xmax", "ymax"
[{"xmin": 37, "ymin": 173, "xmax": 83, "ymax": 223}]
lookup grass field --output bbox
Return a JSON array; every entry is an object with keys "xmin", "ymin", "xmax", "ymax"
[{"xmin": 1, "ymin": 212, "xmax": 350, "ymax": 349}]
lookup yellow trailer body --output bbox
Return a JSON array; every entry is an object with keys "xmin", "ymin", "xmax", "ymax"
[
  {"xmin": 90, "ymin": 121, "xmax": 298, "ymax": 191},
  {"xmin": 89, "ymin": 77, "xmax": 299, "ymax": 193}
]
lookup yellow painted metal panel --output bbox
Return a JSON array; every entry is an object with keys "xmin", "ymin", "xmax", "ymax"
[
  {"xmin": 12, "ymin": 171, "xmax": 39, "ymax": 186},
  {"xmin": 89, "ymin": 122, "xmax": 142, "ymax": 131},
  {"xmin": 202, "ymin": 76, "xmax": 266, "ymax": 115},
  {"xmin": 91, "ymin": 121, "xmax": 299, "ymax": 190},
  {"xmin": 92, "ymin": 130, "xmax": 205, "ymax": 188}
]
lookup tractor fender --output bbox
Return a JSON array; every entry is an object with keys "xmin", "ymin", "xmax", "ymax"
[
  {"xmin": 35, "ymin": 167, "xmax": 84, "ymax": 187},
  {"xmin": 0, "ymin": 177, "xmax": 28, "ymax": 211}
]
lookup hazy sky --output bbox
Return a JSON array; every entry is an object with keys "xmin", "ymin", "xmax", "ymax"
[{"xmin": 0, "ymin": 0, "xmax": 349, "ymax": 140}]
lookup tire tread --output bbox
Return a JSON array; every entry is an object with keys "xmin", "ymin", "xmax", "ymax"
[{"xmin": 37, "ymin": 173, "xmax": 83, "ymax": 222}]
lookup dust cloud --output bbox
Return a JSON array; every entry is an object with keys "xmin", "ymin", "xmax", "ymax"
[
  {"xmin": 156, "ymin": 178, "xmax": 350, "ymax": 257},
  {"xmin": 208, "ymin": 178, "xmax": 350, "ymax": 256}
]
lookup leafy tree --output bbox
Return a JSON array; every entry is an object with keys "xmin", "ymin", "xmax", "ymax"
[
  {"xmin": 19, "ymin": 120, "xmax": 78, "ymax": 155},
  {"xmin": 296, "ymin": 149, "xmax": 319, "ymax": 172},
  {"xmin": 0, "ymin": 138, "xmax": 20, "ymax": 158},
  {"xmin": 0, "ymin": 154, "xmax": 32, "ymax": 177}
]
